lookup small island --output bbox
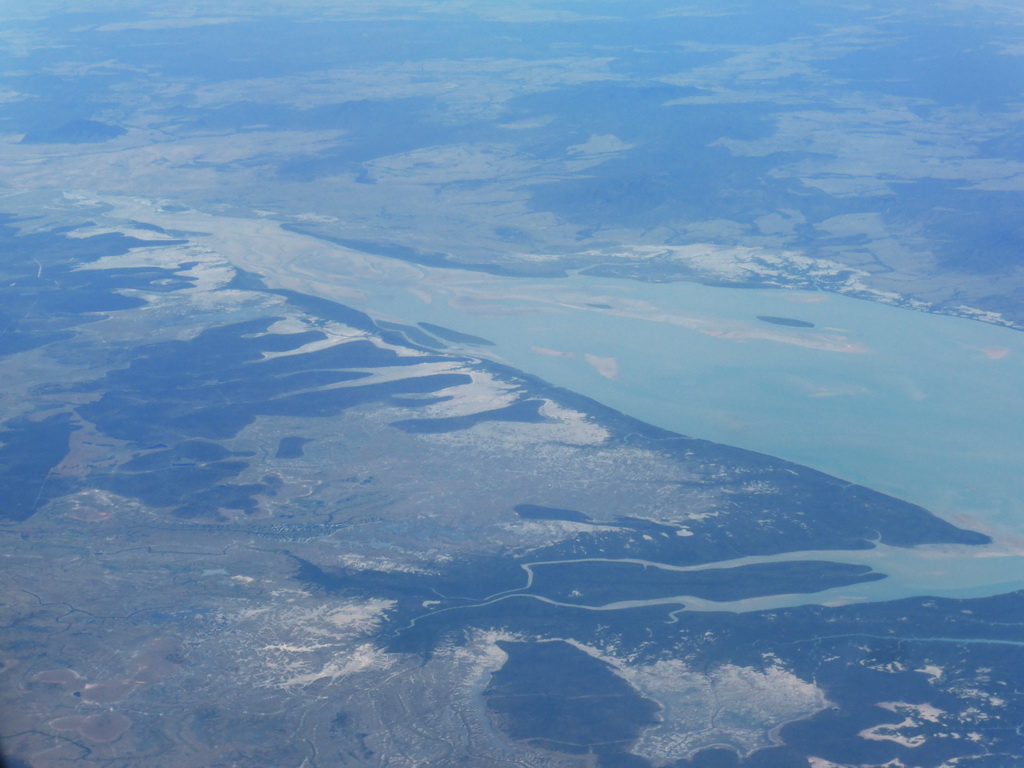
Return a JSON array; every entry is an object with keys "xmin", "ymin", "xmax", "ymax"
[{"xmin": 757, "ymin": 315, "xmax": 815, "ymax": 328}]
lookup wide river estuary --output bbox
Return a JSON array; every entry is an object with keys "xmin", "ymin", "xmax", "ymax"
[{"xmin": 122, "ymin": 204, "xmax": 1024, "ymax": 610}]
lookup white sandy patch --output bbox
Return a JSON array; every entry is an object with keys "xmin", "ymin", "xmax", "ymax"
[
  {"xmin": 579, "ymin": 242, "xmax": 840, "ymax": 283},
  {"xmin": 280, "ymin": 642, "xmax": 390, "ymax": 687},
  {"xmin": 291, "ymin": 212, "xmax": 338, "ymax": 223},
  {"xmin": 982, "ymin": 347, "xmax": 1009, "ymax": 360},
  {"xmin": 324, "ymin": 603, "xmax": 387, "ymax": 631},
  {"xmin": 257, "ymin": 334, "xmax": 363, "ymax": 361},
  {"xmin": 175, "ymin": 256, "xmax": 239, "ymax": 292},
  {"xmin": 567, "ymin": 133, "xmax": 634, "ymax": 157},
  {"xmin": 532, "ymin": 345, "xmax": 574, "ymax": 357},
  {"xmin": 917, "ymin": 664, "xmax": 943, "ymax": 682},
  {"xmin": 506, "ymin": 518, "xmax": 605, "ymax": 537},
  {"xmin": 537, "ymin": 400, "xmax": 609, "ymax": 444},
  {"xmin": 70, "ymin": 197, "xmax": 408, "ymax": 312},
  {"xmin": 955, "ymin": 304, "xmax": 1015, "ymax": 327},
  {"xmin": 337, "ymin": 553, "xmax": 435, "ymax": 575},
  {"xmin": 74, "ymin": 240, "xmax": 230, "ymax": 277},
  {"xmin": 584, "ymin": 353, "xmax": 619, "ymax": 378},
  {"xmin": 858, "ymin": 701, "xmax": 950, "ymax": 749},
  {"xmin": 859, "ymin": 720, "xmax": 925, "ymax": 748},
  {"xmin": 330, "ymin": 359, "xmax": 468, "ymax": 390},
  {"xmin": 559, "ymin": 641, "xmax": 827, "ymax": 762},
  {"xmin": 565, "ymin": 134, "xmax": 634, "ymax": 168},
  {"xmin": 222, "ymin": 598, "xmax": 396, "ymax": 690},
  {"xmin": 879, "ymin": 701, "xmax": 943, "ymax": 722},
  {"xmin": 65, "ymin": 224, "xmax": 181, "ymax": 242},
  {"xmin": 418, "ymin": 400, "xmax": 610, "ymax": 449},
  {"xmin": 258, "ymin": 316, "xmax": 313, "ymax": 336},
  {"xmin": 410, "ymin": 368, "xmax": 518, "ymax": 418},
  {"xmin": 255, "ymin": 317, "xmax": 373, "ymax": 360},
  {"xmin": 449, "ymin": 629, "xmax": 518, "ymax": 685}
]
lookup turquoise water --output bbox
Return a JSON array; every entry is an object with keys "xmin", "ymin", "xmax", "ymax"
[
  {"xmin": 371, "ymin": 273, "xmax": 1024, "ymax": 526},
  {"xmin": 262, "ymin": 236, "xmax": 1024, "ymax": 606}
]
